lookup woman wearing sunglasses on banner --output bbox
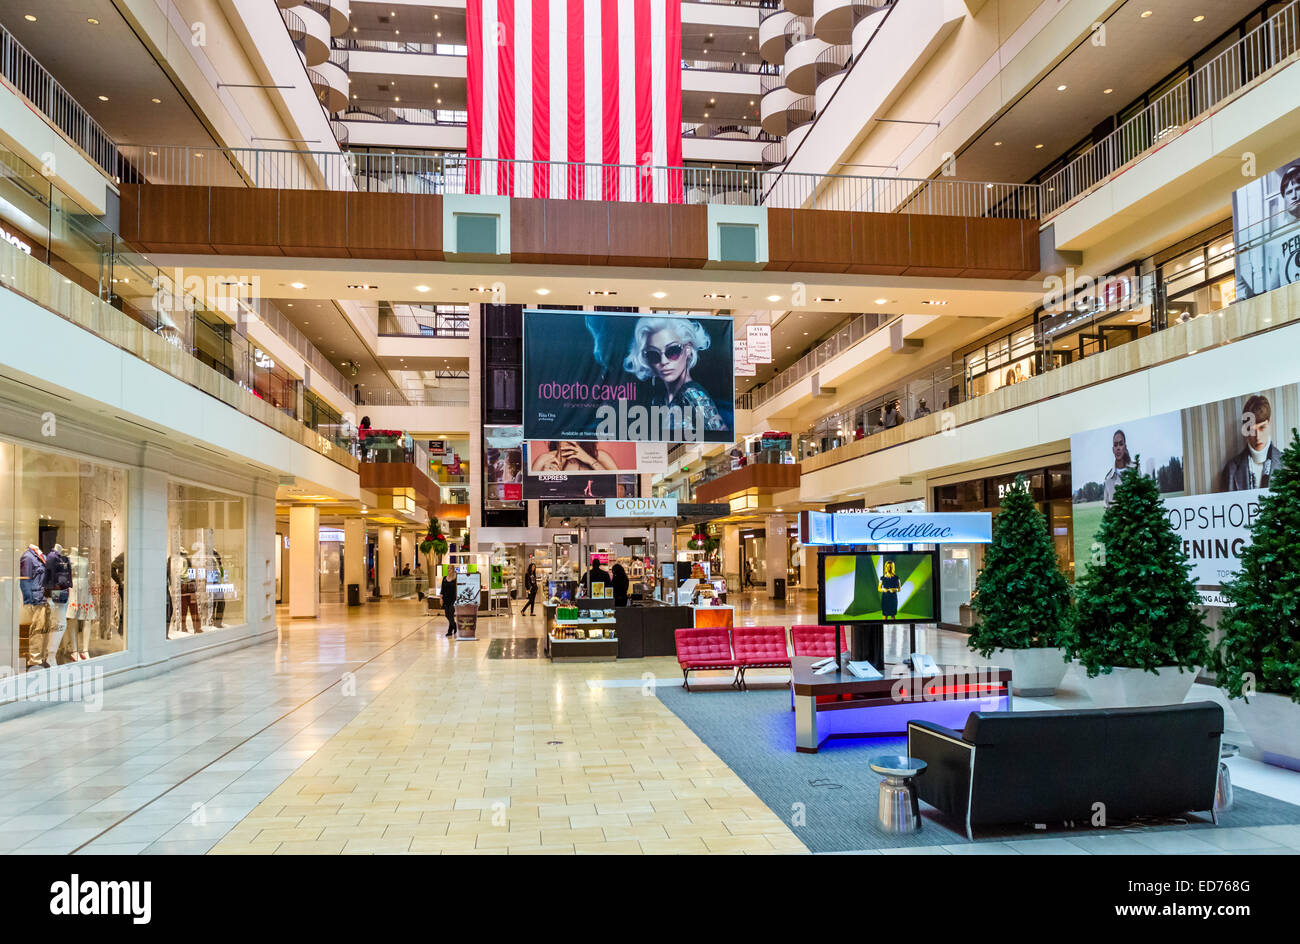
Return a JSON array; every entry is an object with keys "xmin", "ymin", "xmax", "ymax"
[{"xmin": 623, "ymin": 318, "xmax": 726, "ymax": 437}]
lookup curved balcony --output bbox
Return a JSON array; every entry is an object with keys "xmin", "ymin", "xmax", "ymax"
[
  {"xmin": 326, "ymin": 0, "xmax": 351, "ymax": 37},
  {"xmin": 785, "ymin": 119, "xmax": 812, "ymax": 156},
  {"xmin": 759, "ymin": 10, "xmax": 795, "ymax": 64},
  {"xmin": 814, "ymin": 66, "xmax": 846, "ymax": 114},
  {"xmin": 784, "ymin": 0, "xmax": 815, "ymax": 14},
  {"xmin": 784, "ymin": 36, "xmax": 831, "ymax": 94},
  {"xmin": 286, "ymin": 2, "xmax": 330, "ymax": 66},
  {"xmin": 761, "ymin": 138, "xmax": 787, "ymax": 165},
  {"xmin": 814, "ymin": 0, "xmax": 856, "ymax": 44},
  {"xmin": 852, "ymin": 2, "xmax": 889, "ymax": 54},
  {"xmin": 761, "ymin": 86, "xmax": 814, "ymax": 136},
  {"xmin": 308, "ymin": 59, "xmax": 349, "ymax": 114},
  {"xmin": 329, "ymin": 117, "xmax": 350, "ymax": 146}
]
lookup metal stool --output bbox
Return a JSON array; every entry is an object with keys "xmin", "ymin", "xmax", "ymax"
[
  {"xmin": 870, "ymin": 754, "xmax": 928, "ymax": 834},
  {"xmin": 1214, "ymin": 742, "xmax": 1238, "ymax": 818}
]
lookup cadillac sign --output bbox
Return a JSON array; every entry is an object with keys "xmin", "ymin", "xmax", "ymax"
[{"xmin": 801, "ymin": 510, "xmax": 992, "ymax": 546}]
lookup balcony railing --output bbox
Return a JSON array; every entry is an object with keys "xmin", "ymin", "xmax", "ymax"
[
  {"xmin": 1041, "ymin": 0, "xmax": 1300, "ymax": 216},
  {"xmin": 117, "ymin": 145, "xmax": 1041, "ymax": 216},
  {"xmin": 341, "ymin": 105, "xmax": 468, "ymax": 127},
  {"xmin": 378, "ymin": 308, "xmax": 470, "ymax": 338},
  {"xmin": 750, "ymin": 313, "xmax": 899, "ymax": 407},
  {"xmin": 0, "ymin": 23, "xmax": 117, "ymax": 178},
  {"xmin": 333, "ymin": 37, "xmax": 467, "ymax": 56}
]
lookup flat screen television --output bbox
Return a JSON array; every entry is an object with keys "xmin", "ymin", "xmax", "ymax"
[{"xmin": 817, "ymin": 551, "xmax": 940, "ymax": 626}]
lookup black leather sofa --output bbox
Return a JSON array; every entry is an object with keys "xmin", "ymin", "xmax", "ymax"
[{"xmin": 906, "ymin": 702, "xmax": 1224, "ymax": 840}]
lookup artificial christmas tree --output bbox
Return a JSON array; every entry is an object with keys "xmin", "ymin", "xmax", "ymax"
[
  {"xmin": 1061, "ymin": 458, "xmax": 1208, "ymax": 706},
  {"xmin": 968, "ymin": 474, "xmax": 1072, "ymax": 694},
  {"xmin": 1213, "ymin": 429, "xmax": 1300, "ymax": 768}
]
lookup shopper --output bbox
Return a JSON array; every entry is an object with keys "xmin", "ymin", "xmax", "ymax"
[
  {"xmin": 743, "ymin": 560, "xmax": 754, "ymax": 589},
  {"xmin": 585, "ymin": 559, "xmax": 611, "ymax": 595},
  {"xmin": 521, "ymin": 562, "xmax": 538, "ymax": 616},
  {"xmin": 440, "ymin": 571, "xmax": 458, "ymax": 637},
  {"xmin": 915, "ymin": 398, "xmax": 932, "ymax": 418},
  {"xmin": 611, "ymin": 563, "xmax": 630, "ymax": 607}
]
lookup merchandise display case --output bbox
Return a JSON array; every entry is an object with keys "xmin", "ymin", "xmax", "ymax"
[{"xmin": 546, "ymin": 605, "xmax": 619, "ymax": 662}]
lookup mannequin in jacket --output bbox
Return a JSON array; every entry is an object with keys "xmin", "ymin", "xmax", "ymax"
[
  {"xmin": 44, "ymin": 544, "xmax": 75, "ymax": 663},
  {"xmin": 20, "ymin": 545, "xmax": 52, "ymax": 669}
]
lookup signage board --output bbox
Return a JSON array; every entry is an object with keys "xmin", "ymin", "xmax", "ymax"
[{"xmin": 605, "ymin": 497, "xmax": 678, "ymax": 518}]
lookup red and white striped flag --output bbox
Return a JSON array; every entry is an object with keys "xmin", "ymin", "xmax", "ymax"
[{"xmin": 467, "ymin": 0, "xmax": 683, "ymax": 201}]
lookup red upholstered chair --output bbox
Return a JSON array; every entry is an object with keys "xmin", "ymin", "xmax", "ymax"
[
  {"xmin": 790, "ymin": 625, "xmax": 847, "ymax": 707},
  {"xmin": 674, "ymin": 627, "xmax": 739, "ymax": 691},
  {"xmin": 732, "ymin": 626, "xmax": 791, "ymax": 690},
  {"xmin": 790, "ymin": 625, "xmax": 844, "ymax": 657}
]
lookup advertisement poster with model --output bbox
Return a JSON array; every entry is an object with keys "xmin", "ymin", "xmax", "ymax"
[
  {"xmin": 1069, "ymin": 382, "xmax": 1297, "ymax": 592},
  {"xmin": 523, "ymin": 309, "xmax": 734, "ymax": 443},
  {"xmin": 484, "ymin": 425, "xmax": 524, "ymax": 508},
  {"xmin": 521, "ymin": 443, "xmax": 639, "ymax": 499},
  {"xmin": 454, "ymin": 570, "xmax": 481, "ymax": 640},
  {"xmin": 818, "ymin": 551, "xmax": 940, "ymax": 625},
  {"xmin": 1233, "ymin": 158, "xmax": 1300, "ymax": 300}
]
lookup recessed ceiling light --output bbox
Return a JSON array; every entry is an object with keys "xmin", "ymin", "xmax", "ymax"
[
  {"xmin": 151, "ymin": 97, "xmax": 161, "ymax": 103},
  {"xmin": 813, "ymin": 297, "xmax": 841, "ymax": 303},
  {"xmin": 535, "ymin": 288, "xmax": 550, "ymax": 295},
  {"xmin": 98, "ymin": 95, "xmax": 109, "ymax": 102},
  {"xmin": 87, "ymin": 17, "xmax": 100, "ymax": 25},
  {"xmin": 1057, "ymin": 84, "xmax": 1067, "ymax": 91},
  {"xmin": 922, "ymin": 299, "xmax": 949, "ymax": 306},
  {"xmin": 587, "ymin": 289, "xmax": 618, "ymax": 296},
  {"xmin": 993, "ymin": 141, "xmax": 1002, "ymax": 147},
  {"xmin": 874, "ymin": 298, "xmax": 889, "ymax": 305},
  {"xmin": 23, "ymin": 14, "xmax": 36, "ymax": 22},
  {"xmin": 346, "ymin": 284, "xmax": 377, "ymax": 290},
  {"xmin": 767, "ymin": 295, "xmax": 781, "ymax": 302},
  {"xmin": 1193, "ymin": 15, "xmax": 1205, "ymax": 23},
  {"xmin": 415, "ymin": 285, "xmax": 430, "ymax": 292},
  {"xmin": 652, "ymin": 291, "xmax": 667, "ymax": 299},
  {"xmin": 702, "ymin": 292, "xmax": 731, "ymax": 300},
  {"xmin": 1035, "ymin": 143, "xmax": 1044, "ymax": 149},
  {"xmin": 1140, "ymin": 9, "xmax": 1153, "ymax": 17},
  {"xmin": 291, "ymin": 282, "xmax": 306, "ymax": 289}
]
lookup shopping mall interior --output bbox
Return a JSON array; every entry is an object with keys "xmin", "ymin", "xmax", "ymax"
[{"xmin": 2, "ymin": 0, "xmax": 1300, "ymax": 879}]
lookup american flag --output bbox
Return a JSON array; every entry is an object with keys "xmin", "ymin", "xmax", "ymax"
[{"xmin": 466, "ymin": 0, "xmax": 683, "ymax": 201}]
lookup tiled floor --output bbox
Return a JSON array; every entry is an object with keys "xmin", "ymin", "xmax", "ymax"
[{"xmin": 0, "ymin": 590, "xmax": 1296, "ymax": 855}]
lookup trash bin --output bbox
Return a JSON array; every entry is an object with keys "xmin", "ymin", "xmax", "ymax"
[
  {"xmin": 347, "ymin": 583, "xmax": 361, "ymax": 607},
  {"xmin": 772, "ymin": 578, "xmax": 786, "ymax": 600}
]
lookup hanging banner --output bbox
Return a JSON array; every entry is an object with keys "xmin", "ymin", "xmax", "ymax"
[
  {"xmin": 636, "ymin": 442, "xmax": 669, "ymax": 473},
  {"xmin": 526, "ymin": 440, "xmax": 637, "ymax": 474},
  {"xmin": 734, "ymin": 337, "xmax": 755, "ymax": 376},
  {"xmin": 523, "ymin": 309, "xmax": 734, "ymax": 443},
  {"xmin": 746, "ymin": 323, "xmax": 772, "ymax": 363}
]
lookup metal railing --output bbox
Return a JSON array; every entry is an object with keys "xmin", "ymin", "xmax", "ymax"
[
  {"xmin": 341, "ymin": 105, "xmax": 467, "ymax": 127},
  {"xmin": 750, "ymin": 313, "xmax": 899, "ymax": 407},
  {"xmin": 246, "ymin": 298, "xmax": 353, "ymax": 395},
  {"xmin": 682, "ymin": 121, "xmax": 777, "ymax": 141},
  {"xmin": 378, "ymin": 307, "xmax": 470, "ymax": 338},
  {"xmin": 0, "ymin": 23, "xmax": 118, "ymax": 177},
  {"xmin": 281, "ymin": 7, "xmax": 307, "ymax": 57},
  {"xmin": 761, "ymin": 139, "xmax": 786, "ymax": 165},
  {"xmin": 787, "ymin": 95, "xmax": 816, "ymax": 128},
  {"xmin": 334, "ymin": 37, "xmax": 467, "ymax": 56},
  {"xmin": 815, "ymin": 44, "xmax": 853, "ymax": 77},
  {"xmin": 784, "ymin": 16, "xmax": 814, "ymax": 49},
  {"xmin": 117, "ymin": 145, "xmax": 1040, "ymax": 215},
  {"xmin": 682, "ymin": 59, "xmax": 774, "ymax": 74},
  {"xmin": 1042, "ymin": 0, "xmax": 1300, "ymax": 216}
]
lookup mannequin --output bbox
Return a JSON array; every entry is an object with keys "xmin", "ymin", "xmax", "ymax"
[
  {"xmin": 177, "ymin": 546, "xmax": 201, "ymax": 633},
  {"xmin": 206, "ymin": 535, "xmax": 225, "ymax": 629},
  {"xmin": 111, "ymin": 552, "xmax": 125, "ymax": 635},
  {"xmin": 20, "ymin": 544, "xmax": 51, "ymax": 670},
  {"xmin": 64, "ymin": 546, "xmax": 97, "ymax": 661},
  {"xmin": 46, "ymin": 544, "xmax": 76, "ymax": 664}
]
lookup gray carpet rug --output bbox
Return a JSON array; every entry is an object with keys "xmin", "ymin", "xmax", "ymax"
[{"xmin": 656, "ymin": 683, "xmax": 1300, "ymax": 853}]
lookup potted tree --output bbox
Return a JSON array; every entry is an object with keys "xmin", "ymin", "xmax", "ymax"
[
  {"xmin": 420, "ymin": 525, "xmax": 450, "ymax": 612},
  {"xmin": 1062, "ymin": 461, "xmax": 1208, "ymax": 707},
  {"xmin": 968, "ymin": 474, "xmax": 1072, "ymax": 695},
  {"xmin": 1212, "ymin": 429, "xmax": 1300, "ymax": 769}
]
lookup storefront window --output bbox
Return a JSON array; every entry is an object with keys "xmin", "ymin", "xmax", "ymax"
[
  {"xmin": 167, "ymin": 482, "xmax": 246, "ymax": 638},
  {"xmin": 3, "ymin": 441, "xmax": 128, "ymax": 669}
]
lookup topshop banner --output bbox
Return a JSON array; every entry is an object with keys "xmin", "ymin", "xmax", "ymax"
[
  {"xmin": 1070, "ymin": 381, "xmax": 1298, "ymax": 596},
  {"xmin": 523, "ymin": 309, "xmax": 734, "ymax": 443}
]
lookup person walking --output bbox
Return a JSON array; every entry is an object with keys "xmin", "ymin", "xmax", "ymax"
[
  {"xmin": 441, "ymin": 571, "xmax": 458, "ymax": 637},
  {"xmin": 611, "ymin": 563, "xmax": 630, "ymax": 607},
  {"xmin": 521, "ymin": 562, "xmax": 539, "ymax": 616}
]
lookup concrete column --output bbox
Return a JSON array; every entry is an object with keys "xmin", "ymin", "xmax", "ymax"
[
  {"xmin": 377, "ymin": 526, "xmax": 395, "ymax": 597},
  {"xmin": 288, "ymin": 505, "xmax": 320, "ymax": 619},
  {"xmin": 723, "ymin": 524, "xmax": 741, "ymax": 591},
  {"xmin": 801, "ymin": 545, "xmax": 819, "ymax": 589},
  {"xmin": 400, "ymin": 530, "xmax": 414, "ymax": 574},
  {"xmin": 766, "ymin": 515, "xmax": 788, "ymax": 598},
  {"xmin": 344, "ymin": 516, "xmax": 366, "ymax": 602}
]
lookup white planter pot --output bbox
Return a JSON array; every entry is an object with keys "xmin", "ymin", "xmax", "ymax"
[
  {"xmin": 1079, "ymin": 664, "xmax": 1199, "ymax": 708},
  {"xmin": 1232, "ymin": 691, "xmax": 1300, "ymax": 771},
  {"xmin": 992, "ymin": 647, "xmax": 1068, "ymax": 697}
]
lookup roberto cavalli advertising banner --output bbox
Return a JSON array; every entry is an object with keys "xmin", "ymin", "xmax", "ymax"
[
  {"xmin": 523, "ymin": 309, "xmax": 734, "ymax": 443},
  {"xmin": 1070, "ymin": 381, "xmax": 1298, "ymax": 598}
]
